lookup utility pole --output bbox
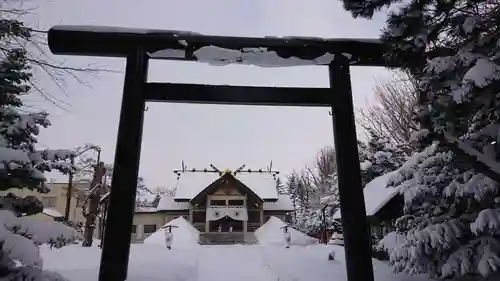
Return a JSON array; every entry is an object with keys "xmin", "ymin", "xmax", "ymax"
[{"xmin": 64, "ymin": 155, "xmax": 75, "ymax": 221}]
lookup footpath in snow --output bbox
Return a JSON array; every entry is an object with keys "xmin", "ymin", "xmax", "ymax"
[{"xmin": 195, "ymin": 245, "xmax": 279, "ymax": 281}]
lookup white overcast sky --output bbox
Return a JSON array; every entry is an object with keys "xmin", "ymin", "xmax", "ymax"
[{"xmin": 22, "ymin": 0, "xmax": 393, "ymax": 189}]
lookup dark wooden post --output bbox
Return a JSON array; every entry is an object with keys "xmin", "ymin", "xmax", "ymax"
[
  {"xmin": 329, "ymin": 55, "xmax": 374, "ymax": 281},
  {"xmin": 321, "ymin": 205, "xmax": 328, "ymax": 244},
  {"xmin": 99, "ymin": 49, "xmax": 149, "ymax": 281},
  {"xmin": 64, "ymin": 155, "xmax": 75, "ymax": 221}
]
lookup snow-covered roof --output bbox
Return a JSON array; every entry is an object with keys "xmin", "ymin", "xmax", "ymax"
[
  {"xmin": 333, "ymin": 171, "xmax": 400, "ymax": 219},
  {"xmin": 42, "ymin": 208, "xmax": 63, "ymax": 218},
  {"xmin": 263, "ymin": 195, "xmax": 294, "ymax": 211},
  {"xmin": 173, "ymin": 172, "xmax": 221, "ymax": 200},
  {"xmin": 135, "ymin": 207, "xmax": 159, "ymax": 213},
  {"xmin": 234, "ymin": 173, "xmax": 278, "ymax": 200},
  {"xmin": 172, "ymin": 171, "xmax": 279, "ymax": 201},
  {"xmin": 156, "ymin": 196, "xmax": 190, "ymax": 211}
]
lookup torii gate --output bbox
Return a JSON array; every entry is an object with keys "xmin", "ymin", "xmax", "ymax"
[{"xmin": 48, "ymin": 26, "xmax": 400, "ymax": 281}]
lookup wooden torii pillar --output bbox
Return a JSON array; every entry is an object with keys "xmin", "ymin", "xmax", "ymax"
[{"xmin": 47, "ymin": 26, "xmax": 401, "ymax": 281}]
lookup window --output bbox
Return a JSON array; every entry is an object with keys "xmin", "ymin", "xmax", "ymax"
[
  {"xmin": 248, "ymin": 211, "xmax": 260, "ymax": 223},
  {"xmin": 41, "ymin": 196, "xmax": 57, "ymax": 207},
  {"xmin": 130, "ymin": 225, "xmax": 138, "ymax": 241},
  {"xmin": 210, "ymin": 200, "xmax": 226, "ymax": 206},
  {"xmin": 144, "ymin": 224, "xmax": 157, "ymax": 233},
  {"xmin": 228, "ymin": 200, "xmax": 244, "ymax": 206},
  {"xmin": 192, "ymin": 211, "xmax": 205, "ymax": 223}
]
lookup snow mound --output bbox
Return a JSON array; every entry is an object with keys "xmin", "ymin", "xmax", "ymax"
[
  {"xmin": 255, "ymin": 216, "xmax": 318, "ymax": 246},
  {"xmin": 143, "ymin": 217, "xmax": 199, "ymax": 248}
]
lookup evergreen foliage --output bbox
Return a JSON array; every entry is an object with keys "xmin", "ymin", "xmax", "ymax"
[
  {"xmin": 338, "ymin": 0, "xmax": 500, "ymax": 278},
  {"xmin": 0, "ymin": 17, "xmax": 82, "ymax": 281}
]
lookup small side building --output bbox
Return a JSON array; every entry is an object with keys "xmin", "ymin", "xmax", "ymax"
[
  {"xmin": 332, "ymin": 171, "xmax": 403, "ymax": 242},
  {"xmin": 0, "ymin": 182, "xmax": 88, "ymax": 223},
  {"xmin": 127, "ymin": 168, "xmax": 294, "ymax": 243}
]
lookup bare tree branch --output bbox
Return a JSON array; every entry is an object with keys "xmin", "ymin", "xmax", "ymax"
[
  {"xmin": 357, "ymin": 71, "xmax": 419, "ymax": 144},
  {"xmin": 1, "ymin": 2, "xmax": 120, "ymax": 111}
]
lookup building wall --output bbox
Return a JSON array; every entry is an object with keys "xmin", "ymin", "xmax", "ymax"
[
  {"xmin": 131, "ymin": 212, "xmax": 166, "ymax": 242},
  {"xmin": 103, "ymin": 204, "xmax": 290, "ymax": 244},
  {"xmin": 0, "ymin": 182, "xmax": 87, "ymax": 223},
  {"xmin": 263, "ymin": 210, "xmax": 287, "ymax": 223},
  {"xmin": 122, "ymin": 211, "xmax": 191, "ymax": 243}
]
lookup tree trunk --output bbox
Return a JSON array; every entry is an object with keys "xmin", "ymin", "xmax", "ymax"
[
  {"xmin": 82, "ymin": 162, "xmax": 105, "ymax": 247},
  {"xmin": 82, "ymin": 191, "xmax": 101, "ymax": 247}
]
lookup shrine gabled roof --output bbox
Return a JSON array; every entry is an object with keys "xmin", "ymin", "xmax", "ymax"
[
  {"xmin": 189, "ymin": 172, "xmax": 264, "ymax": 204},
  {"xmin": 47, "ymin": 25, "xmax": 396, "ymax": 67},
  {"xmin": 235, "ymin": 172, "xmax": 278, "ymax": 200},
  {"xmin": 173, "ymin": 172, "xmax": 221, "ymax": 201},
  {"xmin": 173, "ymin": 170, "xmax": 279, "ymax": 202}
]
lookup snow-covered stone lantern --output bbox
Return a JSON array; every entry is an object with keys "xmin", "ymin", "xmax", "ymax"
[
  {"xmin": 162, "ymin": 225, "xmax": 178, "ymax": 250},
  {"xmin": 280, "ymin": 225, "xmax": 291, "ymax": 248}
]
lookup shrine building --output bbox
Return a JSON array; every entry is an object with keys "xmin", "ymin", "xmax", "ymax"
[{"xmin": 129, "ymin": 166, "xmax": 294, "ymax": 243}]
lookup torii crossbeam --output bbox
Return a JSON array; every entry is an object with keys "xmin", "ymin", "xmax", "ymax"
[{"xmin": 48, "ymin": 25, "xmax": 401, "ymax": 281}]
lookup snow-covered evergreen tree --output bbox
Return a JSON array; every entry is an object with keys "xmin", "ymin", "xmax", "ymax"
[
  {"xmin": 0, "ymin": 49, "xmax": 74, "ymax": 192},
  {"xmin": 275, "ymin": 177, "xmax": 286, "ymax": 195},
  {"xmin": 359, "ymin": 130, "xmax": 409, "ymax": 187},
  {"xmin": 339, "ymin": 0, "xmax": 500, "ymax": 278},
  {"xmin": 287, "ymin": 147, "xmax": 340, "ymax": 234},
  {"xmin": 0, "ymin": 19, "xmax": 82, "ymax": 280},
  {"xmin": 382, "ymin": 141, "xmax": 500, "ymax": 279},
  {"xmin": 285, "ymin": 173, "xmax": 299, "ymax": 223}
]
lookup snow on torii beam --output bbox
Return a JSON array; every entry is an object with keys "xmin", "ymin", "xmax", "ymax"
[
  {"xmin": 47, "ymin": 25, "xmax": 397, "ymax": 107},
  {"xmin": 47, "ymin": 25, "xmax": 398, "ymax": 281},
  {"xmin": 47, "ymin": 25, "xmax": 394, "ymax": 67}
]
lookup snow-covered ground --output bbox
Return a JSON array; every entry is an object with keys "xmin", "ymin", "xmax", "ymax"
[
  {"xmin": 39, "ymin": 216, "xmax": 430, "ymax": 281},
  {"xmin": 40, "ymin": 243, "xmax": 430, "ymax": 281}
]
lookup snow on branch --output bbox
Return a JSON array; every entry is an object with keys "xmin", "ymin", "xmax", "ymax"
[
  {"xmin": 444, "ymin": 173, "xmax": 497, "ymax": 202},
  {"xmin": 441, "ymin": 131, "xmax": 500, "ymax": 183},
  {"xmin": 0, "ymin": 146, "xmax": 75, "ymax": 192},
  {"xmin": 0, "ymin": 106, "xmax": 76, "ymax": 192},
  {"xmin": 376, "ymin": 231, "xmax": 405, "ymax": 253},
  {"xmin": 442, "ymin": 237, "xmax": 500, "ymax": 278},
  {"xmin": 0, "ymin": 210, "xmax": 81, "ymax": 268},
  {"xmin": 470, "ymin": 209, "xmax": 500, "ymax": 236}
]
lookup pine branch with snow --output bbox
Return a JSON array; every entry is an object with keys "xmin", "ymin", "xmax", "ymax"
[{"xmin": 0, "ymin": 48, "xmax": 75, "ymax": 193}]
